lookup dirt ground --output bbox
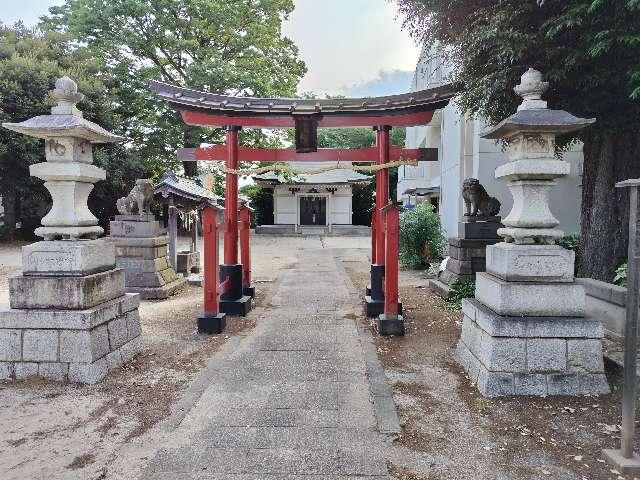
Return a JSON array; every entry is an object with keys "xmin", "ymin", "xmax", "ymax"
[
  {"xmin": 1, "ymin": 235, "xmax": 637, "ymax": 480},
  {"xmin": 0, "ymin": 234, "xmax": 309, "ymax": 480},
  {"xmin": 341, "ymin": 255, "xmax": 636, "ymax": 480}
]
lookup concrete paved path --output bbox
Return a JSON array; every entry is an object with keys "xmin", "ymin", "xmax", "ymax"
[{"xmin": 143, "ymin": 241, "xmax": 392, "ymax": 479}]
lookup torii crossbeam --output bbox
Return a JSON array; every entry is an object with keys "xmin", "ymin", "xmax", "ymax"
[
  {"xmin": 150, "ymin": 80, "xmax": 458, "ymax": 336},
  {"xmin": 177, "ymin": 145, "xmax": 438, "ymax": 163}
]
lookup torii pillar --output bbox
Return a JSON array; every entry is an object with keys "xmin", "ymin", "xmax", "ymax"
[
  {"xmin": 219, "ymin": 125, "xmax": 252, "ymax": 315},
  {"xmin": 365, "ymin": 125, "xmax": 402, "ymax": 317}
]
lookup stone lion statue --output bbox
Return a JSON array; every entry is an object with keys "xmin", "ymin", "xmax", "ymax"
[
  {"xmin": 117, "ymin": 179, "xmax": 154, "ymax": 215},
  {"xmin": 462, "ymin": 178, "xmax": 501, "ymax": 217}
]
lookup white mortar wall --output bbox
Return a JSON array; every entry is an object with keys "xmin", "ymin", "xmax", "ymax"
[{"xmin": 331, "ymin": 194, "xmax": 352, "ymax": 225}]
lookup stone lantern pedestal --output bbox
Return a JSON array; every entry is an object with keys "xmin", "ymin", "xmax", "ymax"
[
  {"xmin": 0, "ymin": 77, "xmax": 143, "ymax": 383},
  {"xmin": 455, "ymin": 69, "xmax": 609, "ymax": 396}
]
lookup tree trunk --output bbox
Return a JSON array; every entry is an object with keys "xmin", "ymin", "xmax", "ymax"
[
  {"xmin": 1, "ymin": 191, "xmax": 16, "ymax": 241},
  {"xmin": 182, "ymin": 126, "xmax": 201, "ymax": 178},
  {"xmin": 579, "ymin": 130, "xmax": 640, "ymax": 282}
]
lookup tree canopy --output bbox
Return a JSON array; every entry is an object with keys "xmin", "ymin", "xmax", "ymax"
[
  {"xmin": 43, "ymin": 0, "xmax": 307, "ymax": 176},
  {"xmin": 396, "ymin": 0, "xmax": 640, "ymax": 281},
  {"xmin": 396, "ymin": 0, "xmax": 640, "ymax": 136}
]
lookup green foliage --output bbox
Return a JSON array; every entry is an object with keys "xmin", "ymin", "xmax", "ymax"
[
  {"xmin": 239, "ymin": 184, "xmax": 273, "ymax": 226},
  {"xmin": 557, "ymin": 233, "xmax": 581, "ymax": 274},
  {"xmin": 399, "ymin": 202, "xmax": 446, "ymax": 268},
  {"xmin": 43, "ymin": 0, "xmax": 307, "ymax": 176},
  {"xmin": 442, "ymin": 279, "xmax": 476, "ymax": 310},
  {"xmin": 396, "ymin": 0, "xmax": 640, "ymax": 139},
  {"xmin": 614, "ymin": 262, "xmax": 628, "ymax": 287}
]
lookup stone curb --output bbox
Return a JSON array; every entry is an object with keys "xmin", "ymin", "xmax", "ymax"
[{"xmin": 333, "ymin": 254, "xmax": 401, "ymax": 435}]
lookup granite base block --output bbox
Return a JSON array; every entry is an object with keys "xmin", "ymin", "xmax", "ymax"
[
  {"xmin": 365, "ymin": 296, "xmax": 403, "ymax": 318},
  {"xmin": 485, "ymin": 242, "xmax": 575, "ymax": 283},
  {"xmin": 377, "ymin": 314, "xmax": 405, "ymax": 336},
  {"xmin": 21, "ymin": 239, "xmax": 115, "ymax": 277},
  {"xmin": 458, "ymin": 221, "xmax": 502, "ymax": 240},
  {"xmin": 197, "ymin": 313, "xmax": 227, "ymax": 334},
  {"xmin": 0, "ymin": 293, "xmax": 142, "ymax": 384},
  {"xmin": 243, "ymin": 285, "xmax": 256, "ymax": 298},
  {"xmin": 455, "ymin": 298, "xmax": 609, "ymax": 397},
  {"xmin": 220, "ymin": 295, "xmax": 252, "ymax": 316},
  {"xmin": 475, "ymin": 272, "xmax": 585, "ymax": 317},
  {"xmin": 9, "ymin": 268, "xmax": 125, "ymax": 310},
  {"xmin": 177, "ymin": 251, "xmax": 200, "ymax": 275},
  {"xmin": 109, "ymin": 218, "xmax": 183, "ymax": 299},
  {"xmin": 110, "ymin": 218, "xmax": 164, "ymax": 238}
]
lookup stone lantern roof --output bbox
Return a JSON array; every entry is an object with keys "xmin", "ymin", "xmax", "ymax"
[
  {"xmin": 2, "ymin": 76, "xmax": 124, "ymax": 143},
  {"xmin": 482, "ymin": 68, "xmax": 595, "ymax": 139}
]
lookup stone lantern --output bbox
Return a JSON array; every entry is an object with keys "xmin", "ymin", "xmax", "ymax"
[
  {"xmin": 454, "ymin": 69, "xmax": 609, "ymax": 396},
  {"xmin": 4, "ymin": 76, "xmax": 122, "ymax": 239},
  {"xmin": 0, "ymin": 77, "xmax": 142, "ymax": 383}
]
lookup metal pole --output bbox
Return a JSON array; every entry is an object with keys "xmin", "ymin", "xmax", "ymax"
[
  {"xmin": 605, "ymin": 179, "xmax": 640, "ymax": 472},
  {"xmin": 224, "ymin": 125, "xmax": 240, "ymax": 265},
  {"xmin": 622, "ymin": 185, "xmax": 639, "ymax": 458}
]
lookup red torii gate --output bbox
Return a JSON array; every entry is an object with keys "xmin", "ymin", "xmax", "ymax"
[{"xmin": 150, "ymin": 81, "xmax": 457, "ymax": 336}]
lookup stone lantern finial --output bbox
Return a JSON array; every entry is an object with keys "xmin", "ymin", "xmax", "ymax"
[
  {"xmin": 514, "ymin": 68, "xmax": 548, "ymax": 111},
  {"xmin": 51, "ymin": 75, "xmax": 85, "ymax": 116}
]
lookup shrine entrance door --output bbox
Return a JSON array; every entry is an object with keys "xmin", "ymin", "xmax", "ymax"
[{"xmin": 300, "ymin": 196, "xmax": 326, "ymax": 226}]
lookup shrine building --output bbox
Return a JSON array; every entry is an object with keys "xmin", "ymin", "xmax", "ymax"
[{"xmin": 253, "ymin": 162, "xmax": 371, "ymax": 233}]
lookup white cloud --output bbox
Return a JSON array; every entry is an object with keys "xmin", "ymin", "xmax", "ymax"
[{"xmin": 283, "ymin": 0, "xmax": 420, "ymax": 96}]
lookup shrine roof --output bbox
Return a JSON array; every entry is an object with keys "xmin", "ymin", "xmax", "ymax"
[
  {"xmin": 154, "ymin": 170, "xmax": 217, "ymax": 206},
  {"xmin": 149, "ymin": 80, "xmax": 459, "ymax": 128}
]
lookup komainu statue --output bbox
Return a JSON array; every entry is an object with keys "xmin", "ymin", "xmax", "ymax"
[
  {"xmin": 117, "ymin": 179, "xmax": 155, "ymax": 215},
  {"xmin": 462, "ymin": 178, "xmax": 501, "ymax": 217}
]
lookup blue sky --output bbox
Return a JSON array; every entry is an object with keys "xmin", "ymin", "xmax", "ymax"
[{"xmin": 1, "ymin": 0, "xmax": 420, "ymax": 97}]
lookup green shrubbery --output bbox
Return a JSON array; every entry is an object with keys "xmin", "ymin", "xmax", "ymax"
[
  {"xmin": 614, "ymin": 263, "xmax": 628, "ymax": 287},
  {"xmin": 399, "ymin": 203, "xmax": 446, "ymax": 269},
  {"xmin": 442, "ymin": 279, "xmax": 476, "ymax": 310}
]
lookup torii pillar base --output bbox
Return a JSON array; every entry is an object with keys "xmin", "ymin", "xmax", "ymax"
[
  {"xmin": 243, "ymin": 285, "xmax": 256, "ymax": 298},
  {"xmin": 197, "ymin": 313, "xmax": 227, "ymax": 335},
  {"xmin": 378, "ymin": 314, "xmax": 405, "ymax": 336},
  {"xmin": 219, "ymin": 264, "xmax": 252, "ymax": 316},
  {"xmin": 365, "ymin": 265, "xmax": 402, "ymax": 317}
]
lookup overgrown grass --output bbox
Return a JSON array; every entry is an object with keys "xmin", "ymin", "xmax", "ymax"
[{"xmin": 441, "ymin": 279, "xmax": 476, "ymax": 310}]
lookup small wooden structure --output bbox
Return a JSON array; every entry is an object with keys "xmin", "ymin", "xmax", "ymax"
[{"xmin": 154, "ymin": 170, "xmax": 218, "ymax": 272}]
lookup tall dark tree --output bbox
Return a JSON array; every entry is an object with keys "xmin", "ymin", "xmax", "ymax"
[
  {"xmin": 396, "ymin": 0, "xmax": 640, "ymax": 281},
  {"xmin": 43, "ymin": 0, "xmax": 306, "ymax": 177}
]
